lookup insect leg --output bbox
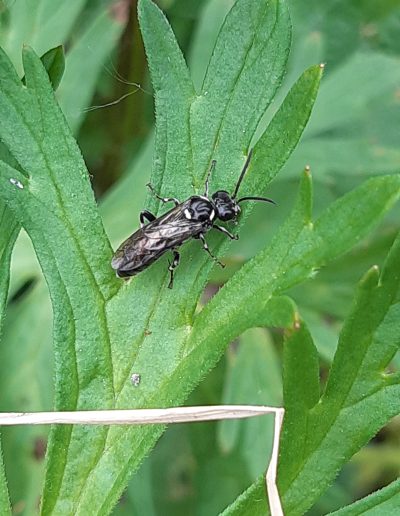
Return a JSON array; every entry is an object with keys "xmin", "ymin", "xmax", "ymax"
[
  {"xmin": 204, "ymin": 159, "xmax": 216, "ymax": 197},
  {"xmin": 140, "ymin": 210, "xmax": 156, "ymax": 228},
  {"xmin": 198, "ymin": 233, "xmax": 225, "ymax": 268},
  {"xmin": 212, "ymin": 224, "xmax": 238, "ymax": 240},
  {"xmin": 168, "ymin": 250, "xmax": 180, "ymax": 289},
  {"xmin": 147, "ymin": 183, "xmax": 179, "ymax": 206}
]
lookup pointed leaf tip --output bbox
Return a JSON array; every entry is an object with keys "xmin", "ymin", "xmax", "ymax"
[
  {"xmin": 296, "ymin": 167, "xmax": 313, "ymax": 224},
  {"xmin": 138, "ymin": 0, "xmax": 159, "ymax": 20},
  {"xmin": 40, "ymin": 46, "xmax": 65, "ymax": 91},
  {"xmin": 360, "ymin": 264, "xmax": 380, "ymax": 289},
  {"xmin": 21, "ymin": 46, "xmax": 65, "ymax": 91}
]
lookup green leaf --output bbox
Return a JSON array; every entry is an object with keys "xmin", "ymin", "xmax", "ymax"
[
  {"xmin": 298, "ymin": 307, "xmax": 339, "ymax": 362},
  {"xmin": 189, "ymin": 0, "xmax": 291, "ymax": 191},
  {"xmin": 203, "ymin": 59, "xmax": 323, "ymax": 283},
  {"xmin": 2, "ymin": 1, "xmax": 398, "ymax": 513},
  {"xmin": 0, "ymin": 0, "xmax": 289, "ymax": 506},
  {"xmin": 328, "ymin": 476, "xmax": 400, "ymax": 515},
  {"xmin": 7, "ymin": 230, "xmax": 40, "ymax": 298},
  {"xmin": 290, "ymin": 227, "xmax": 400, "ymax": 325},
  {"xmin": 195, "ymin": 171, "xmax": 400, "ymax": 360},
  {"xmin": 248, "ymin": 65, "xmax": 323, "ymax": 197},
  {"xmin": 280, "ymin": 322, "xmax": 320, "ymax": 482},
  {"xmin": 0, "ymin": 206, "xmax": 18, "ymax": 327},
  {"xmin": 283, "ymin": 233, "xmax": 400, "ymax": 508},
  {"xmin": 0, "ymin": 45, "xmax": 119, "ymax": 513},
  {"xmin": 7, "ymin": 6, "xmax": 128, "ymax": 296},
  {"xmin": 138, "ymin": 0, "xmax": 195, "ymax": 202},
  {"xmin": 178, "ymin": 175, "xmax": 400, "ymax": 514},
  {"xmin": 188, "ymin": 0, "xmax": 234, "ymax": 91},
  {"xmin": 22, "ymin": 45, "xmax": 65, "ymax": 90},
  {"xmin": 0, "ymin": 54, "xmax": 24, "ymax": 310},
  {"xmin": 223, "ymin": 229, "xmax": 400, "ymax": 515},
  {"xmin": 39, "ymin": 0, "xmax": 304, "ymax": 508},
  {"xmin": 39, "ymin": 45, "xmax": 65, "ymax": 90},
  {"xmin": 0, "ymin": 2, "xmax": 118, "ymax": 512},
  {"xmin": 191, "ymin": 63, "xmax": 322, "ymax": 307}
]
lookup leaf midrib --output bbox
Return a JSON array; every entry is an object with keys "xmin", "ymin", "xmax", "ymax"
[{"xmin": 195, "ymin": 0, "xmax": 279, "ymax": 188}]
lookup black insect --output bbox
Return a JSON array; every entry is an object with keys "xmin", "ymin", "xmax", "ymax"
[{"xmin": 111, "ymin": 149, "xmax": 275, "ymax": 288}]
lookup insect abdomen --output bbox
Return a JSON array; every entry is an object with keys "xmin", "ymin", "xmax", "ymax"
[{"xmin": 112, "ymin": 233, "xmax": 170, "ymax": 277}]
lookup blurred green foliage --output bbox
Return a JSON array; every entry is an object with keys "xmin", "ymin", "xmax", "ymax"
[{"xmin": 0, "ymin": 0, "xmax": 400, "ymax": 515}]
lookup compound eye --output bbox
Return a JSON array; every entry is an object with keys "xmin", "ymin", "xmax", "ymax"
[{"xmin": 212, "ymin": 190, "xmax": 230, "ymax": 202}]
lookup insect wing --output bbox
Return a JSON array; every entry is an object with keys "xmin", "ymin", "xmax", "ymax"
[
  {"xmin": 111, "ymin": 204, "xmax": 202, "ymax": 274},
  {"xmin": 144, "ymin": 205, "xmax": 197, "ymax": 242},
  {"xmin": 111, "ymin": 228, "xmax": 147, "ymax": 272}
]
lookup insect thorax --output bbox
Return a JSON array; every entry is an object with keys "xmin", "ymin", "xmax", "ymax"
[{"xmin": 183, "ymin": 196, "xmax": 216, "ymax": 223}]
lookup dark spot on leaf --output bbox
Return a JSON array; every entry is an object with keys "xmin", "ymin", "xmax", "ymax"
[
  {"xmin": 201, "ymin": 283, "xmax": 220, "ymax": 305},
  {"xmin": 9, "ymin": 278, "xmax": 36, "ymax": 304},
  {"xmin": 228, "ymin": 338, "xmax": 240, "ymax": 354},
  {"xmin": 33, "ymin": 437, "xmax": 47, "ymax": 461},
  {"xmin": 117, "ymin": 492, "xmax": 127, "ymax": 506},
  {"xmin": 12, "ymin": 500, "xmax": 26, "ymax": 514}
]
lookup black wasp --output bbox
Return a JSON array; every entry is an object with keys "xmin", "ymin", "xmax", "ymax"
[{"xmin": 111, "ymin": 149, "xmax": 275, "ymax": 288}]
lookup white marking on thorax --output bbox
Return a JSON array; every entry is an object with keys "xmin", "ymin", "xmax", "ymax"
[
  {"xmin": 210, "ymin": 209, "xmax": 215, "ymax": 220},
  {"xmin": 184, "ymin": 209, "xmax": 192, "ymax": 219}
]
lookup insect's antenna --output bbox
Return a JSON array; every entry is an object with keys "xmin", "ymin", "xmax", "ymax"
[
  {"xmin": 237, "ymin": 196, "xmax": 277, "ymax": 205},
  {"xmin": 204, "ymin": 159, "xmax": 216, "ymax": 197},
  {"xmin": 232, "ymin": 149, "xmax": 253, "ymax": 199}
]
